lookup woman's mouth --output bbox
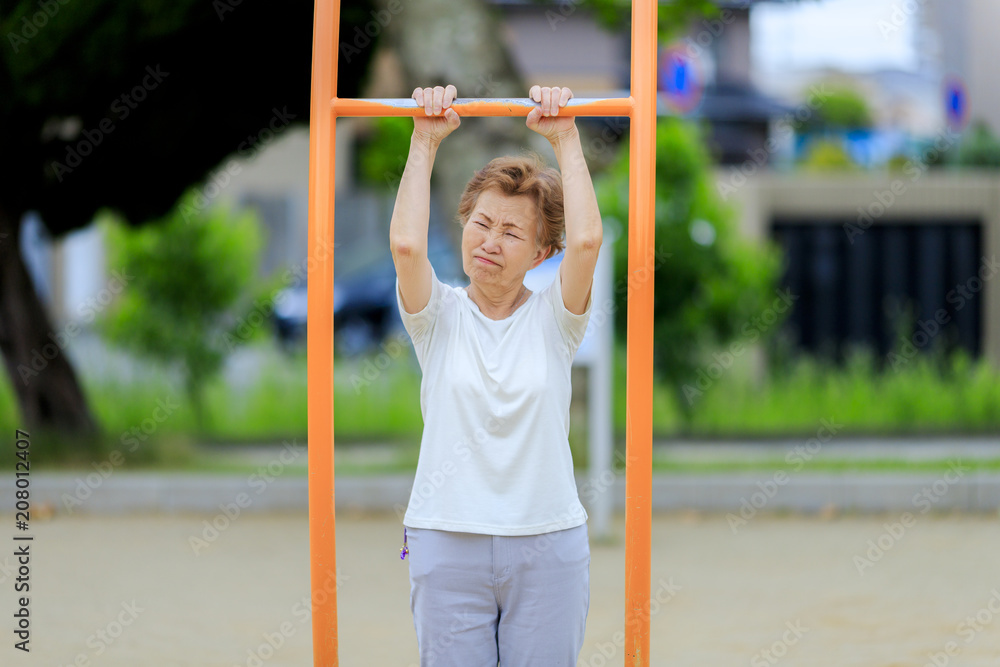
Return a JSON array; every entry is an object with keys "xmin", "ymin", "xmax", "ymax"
[{"xmin": 475, "ymin": 256, "xmax": 499, "ymax": 266}]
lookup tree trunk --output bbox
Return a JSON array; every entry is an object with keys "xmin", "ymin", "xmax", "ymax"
[
  {"xmin": 0, "ymin": 205, "xmax": 99, "ymax": 436},
  {"xmin": 377, "ymin": 0, "xmax": 532, "ymax": 235}
]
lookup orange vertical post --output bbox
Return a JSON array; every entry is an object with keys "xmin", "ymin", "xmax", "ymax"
[
  {"xmin": 307, "ymin": 0, "xmax": 339, "ymax": 664},
  {"xmin": 624, "ymin": 0, "xmax": 657, "ymax": 665}
]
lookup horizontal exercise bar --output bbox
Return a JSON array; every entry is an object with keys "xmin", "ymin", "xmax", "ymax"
[{"xmin": 332, "ymin": 97, "xmax": 633, "ymax": 118}]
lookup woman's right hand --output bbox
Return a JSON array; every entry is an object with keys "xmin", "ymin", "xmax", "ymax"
[{"xmin": 412, "ymin": 85, "xmax": 460, "ymax": 145}]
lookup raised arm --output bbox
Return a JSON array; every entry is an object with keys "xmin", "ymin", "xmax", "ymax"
[
  {"xmin": 526, "ymin": 85, "xmax": 602, "ymax": 315},
  {"xmin": 390, "ymin": 85, "xmax": 461, "ymax": 314}
]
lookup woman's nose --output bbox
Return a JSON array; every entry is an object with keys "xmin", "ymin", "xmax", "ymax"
[{"xmin": 481, "ymin": 229, "xmax": 503, "ymax": 250}]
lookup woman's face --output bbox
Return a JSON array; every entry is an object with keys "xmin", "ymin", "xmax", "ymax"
[{"xmin": 461, "ymin": 188, "xmax": 548, "ymax": 291}]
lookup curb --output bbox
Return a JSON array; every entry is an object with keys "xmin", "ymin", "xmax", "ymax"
[{"xmin": 8, "ymin": 471, "xmax": 1000, "ymax": 516}]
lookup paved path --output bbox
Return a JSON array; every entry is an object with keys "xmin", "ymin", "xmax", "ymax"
[{"xmin": 5, "ymin": 511, "xmax": 1000, "ymax": 666}]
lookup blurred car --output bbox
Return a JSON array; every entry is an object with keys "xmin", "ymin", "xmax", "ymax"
[{"xmin": 273, "ymin": 241, "xmax": 462, "ymax": 355}]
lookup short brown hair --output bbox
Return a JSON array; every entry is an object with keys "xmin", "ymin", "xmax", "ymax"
[{"xmin": 456, "ymin": 154, "xmax": 565, "ymax": 259}]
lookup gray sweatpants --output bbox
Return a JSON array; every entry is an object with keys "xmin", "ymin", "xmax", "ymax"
[{"xmin": 406, "ymin": 524, "xmax": 590, "ymax": 666}]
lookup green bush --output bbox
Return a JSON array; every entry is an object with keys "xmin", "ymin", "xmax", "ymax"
[
  {"xmin": 799, "ymin": 85, "xmax": 874, "ymax": 132},
  {"xmin": 595, "ymin": 118, "xmax": 783, "ymax": 411},
  {"xmin": 100, "ymin": 195, "xmax": 267, "ymax": 428},
  {"xmin": 950, "ymin": 121, "xmax": 1000, "ymax": 169},
  {"xmin": 801, "ymin": 139, "xmax": 858, "ymax": 171}
]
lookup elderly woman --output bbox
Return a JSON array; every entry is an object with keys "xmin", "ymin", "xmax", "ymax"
[{"xmin": 390, "ymin": 84, "xmax": 602, "ymax": 666}]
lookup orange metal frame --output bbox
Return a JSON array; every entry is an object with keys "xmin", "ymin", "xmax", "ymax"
[{"xmin": 307, "ymin": 1, "xmax": 657, "ymax": 664}]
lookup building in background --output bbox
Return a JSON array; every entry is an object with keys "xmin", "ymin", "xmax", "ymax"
[
  {"xmin": 665, "ymin": 0, "xmax": 797, "ymax": 164},
  {"xmin": 922, "ymin": 0, "xmax": 1000, "ymax": 135},
  {"xmin": 728, "ymin": 0, "xmax": 1000, "ymax": 365}
]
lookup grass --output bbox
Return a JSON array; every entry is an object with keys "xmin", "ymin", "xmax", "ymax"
[
  {"xmin": 0, "ymin": 341, "xmax": 425, "ymax": 467},
  {"xmin": 1, "ymin": 339, "xmax": 998, "ymax": 469},
  {"xmin": 684, "ymin": 351, "xmax": 1000, "ymax": 436}
]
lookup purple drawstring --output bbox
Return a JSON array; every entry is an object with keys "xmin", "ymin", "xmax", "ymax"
[{"xmin": 400, "ymin": 527, "xmax": 408, "ymax": 560}]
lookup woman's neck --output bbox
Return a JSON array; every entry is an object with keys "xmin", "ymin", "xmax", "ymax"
[{"xmin": 467, "ymin": 281, "xmax": 530, "ymax": 320}]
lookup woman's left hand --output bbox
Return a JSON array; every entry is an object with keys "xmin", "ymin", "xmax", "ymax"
[{"xmin": 526, "ymin": 85, "xmax": 577, "ymax": 143}]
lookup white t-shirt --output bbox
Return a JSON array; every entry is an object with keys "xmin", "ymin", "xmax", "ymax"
[{"xmin": 396, "ymin": 266, "xmax": 592, "ymax": 536}]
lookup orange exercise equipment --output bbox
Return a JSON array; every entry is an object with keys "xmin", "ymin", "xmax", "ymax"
[{"xmin": 307, "ymin": 1, "xmax": 657, "ymax": 664}]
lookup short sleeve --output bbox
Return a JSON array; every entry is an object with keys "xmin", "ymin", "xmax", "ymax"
[
  {"xmin": 396, "ymin": 266, "xmax": 445, "ymax": 358},
  {"xmin": 543, "ymin": 266, "xmax": 593, "ymax": 355}
]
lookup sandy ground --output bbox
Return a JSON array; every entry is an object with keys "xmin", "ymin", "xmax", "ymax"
[{"xmin": 3, "ymin": 510, "xmax": 1000, "ymax": 667}]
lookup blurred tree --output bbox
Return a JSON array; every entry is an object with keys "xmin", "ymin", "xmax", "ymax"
[
  {"xmin": 101, "ymin": 197, "xmax": 263, "ymax": 429},
  {"xmin": 596, "ymin": 118, "xmax": 783, "ymax": 411},
  {"xmin": 798, "ymin": 85, "xmax": 874, "ymax": 131},
  {"xmin": 584, "ymin": 0, "xmax": 720, "ymax": 39},
  {"xmin": 0, "ymin": 1, "xmax": 377, "ymax": 436}
]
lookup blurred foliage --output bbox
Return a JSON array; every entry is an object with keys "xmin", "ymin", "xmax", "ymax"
[
  {"xmin": 949, "ymin": 121, "xmax": 1000, "ymax": 169},
  {"xmin": 0, "ymin": 0, "xmax": 373, "ymax": 235},
  {"xmin": 799, "ymin": 85, "xmax": 874, "ymax": 131},
  {"xmin": 801, "ymin": 138, "xmax": 858, "ymax": 171},
  {"xmin": 99, "ymin": 195, "xmax": 266, "ymax": 428},
  {"xmin": 595, "ymin": 118, "xmax": 783, "ymax": 410},
  {"xmin": 0, "ymin": 0, "xmax": 376, "ymax": 436},
  {"xmin": 895, "ymin": 120, "xmax": 1000, "ymax": 171},
  {"xmin": 581, "ymin": 0, "xmax": 720, "ymax": 40},
  {"xmin": 357, "ymin": 117, "xmax": 414, "ymax": 190}
]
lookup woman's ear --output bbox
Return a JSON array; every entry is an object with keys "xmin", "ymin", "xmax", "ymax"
[{"xmin": 530, "ymin": 245, "xmax": 550, "ymax": 269}]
